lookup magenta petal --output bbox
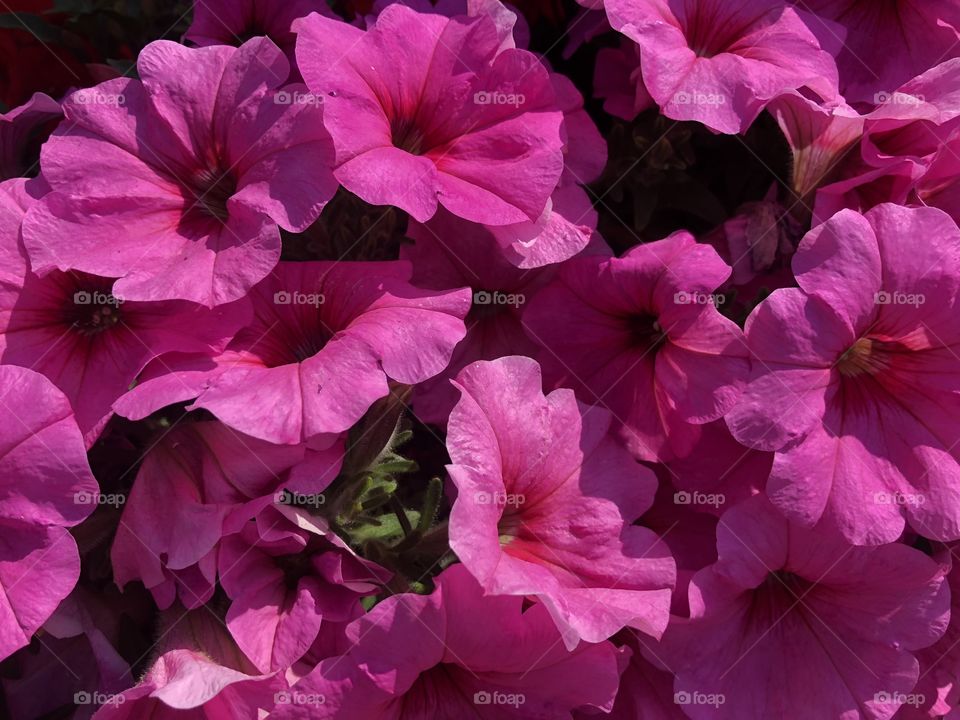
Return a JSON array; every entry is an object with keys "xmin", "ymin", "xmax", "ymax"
[{"xmin": 0, "ymin": 522, "xmax": 81, "ymax": 662}]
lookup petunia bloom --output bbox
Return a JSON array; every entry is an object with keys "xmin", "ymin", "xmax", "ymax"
[
  {"xmin": 661, "ymin": 496, "xmax": 949, "ymax": 720},
  {"xmin": 0, "ymin": 364, "xmax": 98, "ymax": 662},
  {"xmin": 115, "ymin": 260, "xmax": 470, "ymax": 445},
  {"xmin": 766, "ymin": 93, "xmax": 864, "ymax": 215},
  {"xmin": 797, "ymin": 0, "xmax": 960, "ymax": 105},
  {"xmin": 604, "ymin": 0, "xmax": 839, "ymax": 134},
  {"xmin": 220, "ymin": 504, "xmax": 388, "ymax": 673},
  {"xmin": 0, "ymin": 178, "xmax": 250, "ymax": 445},
  {"xmin": 810, "ymin": 59, "xmax": 960, "ymax": 223},
  {"xmin": 111, "ymin": 420, "xmax": 343, "ymax": 609},
  {"xmin": 270, "ymin": 564, "xmax": 624, "ymax": 718},
  {"xmin": 21, "ymin": 38, "xmax": 337, "ymax": 306},
  {"xmin": 900, "ymin": 544, "xmax": 960, "ymax": 719},
  {"xmin": 524, "ymin": 231, "xmax": 749, "ymax": 462},
  {"xmin": 726, "ymin": 203, "xmax": 960, "ymax": 545},
  {"xmin": 295, "ymin": 4, "xmax": 565, "ymax": 224},
  {"xmin": 447, "ymin": 356, "xmax": 675, "ymax": 648}
]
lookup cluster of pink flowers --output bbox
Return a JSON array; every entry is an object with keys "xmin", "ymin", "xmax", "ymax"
[{"xmin": 3, "ymin": 0, "xmax": 960, "ymax": 718}]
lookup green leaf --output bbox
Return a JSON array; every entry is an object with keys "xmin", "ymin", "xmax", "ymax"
[{"xmin": 350, "ymin": 510, "xmax": 421, "ymax": 545}]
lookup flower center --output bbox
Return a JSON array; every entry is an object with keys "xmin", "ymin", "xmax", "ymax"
[
  {"xmin": 190, "ymin": 166, "xmax": 237, "ymax": 222},
  {"xmin": 838, "ymin": 338, "xmax": 892, "ymax": 378},
  {"xmin": 65, "ymin": 278, "xmax": 123, "ymax": 336},
  {"xmin": 391, "ymin": 117, "xmax": 426, "ymax": 155},
  {"xmin": 681, "ymin": 5, "xmax": 769, "ymax": 58},
  {"xmin": 628, "ymin": 313, "xmax": 668, "ymax": 351},
  {"xmin": 291, "ymin": 333, "xmax": 330, "ymax": 363},
  {"xmin": 274, "ymin": 551, "xmax": 315, "ymax": 589},
  {"xmin": 75, "ymin": 303, "xmax": 121, "ymax": 335},
  {"xmin": 746, "ymin": 570, "xmax": 811, "ymax": 627},
  {"xmin": 498, "ymin": 510, "xmax": 523, "ymax": 543}
]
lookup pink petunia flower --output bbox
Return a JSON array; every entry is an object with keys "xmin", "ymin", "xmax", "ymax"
[
  {"xmin": 0, "ymin": 178, "xmax": 250, "ymax": 445},
  {"xmin": 220, "ymin": 504, "xmax": 388, "ymax": 673},
  {"xmin": 270, "ymin": 563, "xmax": 624, "ymax": 719},
  {"xmin": 797, "ymin": 0, "xmax": 960, "ymax": 105},
  {"xmin": 21, "ymin": 38, "xmax": 338, "ymax": 307},
  {"xmin": 111, "ymin": 420, "xmax": 343, "ymax": 609},
  {"xmin": 726, "ymin": 203, "xmax": 960, "ymax": 545},
  {"xmin": 447, "ymin": 356, "xmax": 676, "ymax": 648},
  {"xmin": 114, "ymin": 261, "xmax": 469, "ymax": 445},
  {"xmin": 524, "ymin": 231, "xmax": 749, "ymax": 462},
  {"xmin": 294, "ymin": 4, "xmax": 566, "ymax": 224},
  {"xmin": 603, "ymin": 0, "xmax": 839, "ymax": 134},
  {"xmin": 900, "ymin": 543, "xmax": 960, "ymax": 719},
  {"xmin": 401, "ymin": 70, "xmax": 604, "ymax": 271},
  {"xmin": 0, "ymin": 364, "xmax": 98, "ymax": 662},
  {"xmin": 766, "ymin": 92, "xmax": 864, "ymax": 213},
  {"xmin": 661, "ymin": 496, "xmax": 949, "ymax": 720},
  {"xmin": 811, "ymin": 59, "xmax": 960, "ymax": 223}
]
